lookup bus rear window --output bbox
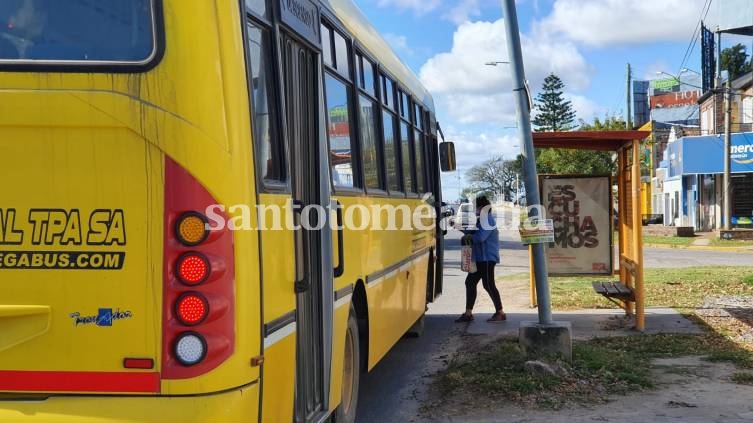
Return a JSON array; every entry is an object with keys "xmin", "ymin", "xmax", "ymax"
[{"xmin": 0, "ymin": 0, "xmax": 159, "ymax": 65}]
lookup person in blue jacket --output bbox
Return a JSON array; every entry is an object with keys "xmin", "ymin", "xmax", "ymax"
[{"xmin": 455, "ymin": 195, "xmax": 505, "ymax": 323}]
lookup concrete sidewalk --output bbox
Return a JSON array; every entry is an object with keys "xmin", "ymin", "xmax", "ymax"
[{"xmin": 461, "ymin": 307, "xmax": 702, "ymax": 340}]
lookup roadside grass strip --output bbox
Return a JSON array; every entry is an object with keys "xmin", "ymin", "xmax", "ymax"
[
  {"xmin": 436, "ymin": 333, "xmax": 753, "ymax": 409},
  {"xmin": 500, "ymin": 266, "xmax": 753, "ymax": 311},
  {"xmin": 731, "ymin": 372, "xmax": 753, "ymax": 385},
  {"xmin": 643, "ymin": 235, "xmax": 696, "ymax": 247}
]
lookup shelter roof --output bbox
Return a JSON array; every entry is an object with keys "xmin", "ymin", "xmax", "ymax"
[{"xmin": 532, "ymin": 131, "xmax": 650, "ymax": 151}]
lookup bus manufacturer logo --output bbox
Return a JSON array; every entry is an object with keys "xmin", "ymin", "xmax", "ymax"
[{"xmin": 69, "ymin": 308, "xmax": 133, "ymax": 327}]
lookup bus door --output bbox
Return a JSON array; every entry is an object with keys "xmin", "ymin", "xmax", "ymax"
[{"xmin": 280, "ymin": 29, "xmax": 334, "ymax": 422}]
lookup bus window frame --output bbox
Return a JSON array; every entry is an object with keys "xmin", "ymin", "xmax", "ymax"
[
  {"xmin": 397, "ymin": 86, "xmax": 418, "ymax": 197},
  {"xmin": 241, "ymin": 9, "xmax": 290, "ymax": 193},
  {"xmin": 321, "ymin": 16, "xmax": 370, "ymax": 197},
  {"xmin": 381, "ymin": 107, "xmax": 404, "ymax": 197},
  {"xmin": 378, "ymin": 68, "xmax": 406, "ymax": 198},
  {"xmin": 354, "ymin": 46, "xmax": 387, "ymax": 196},
  {"xmin": 412, "ymin": 97, "xmax": 428, "ymax": 195},
  {"xmin": 0, "ymin": 0, "xmax": 166, "ymax": 73}
]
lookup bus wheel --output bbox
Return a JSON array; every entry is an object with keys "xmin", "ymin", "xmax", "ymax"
[
  {"xmin": 405, "ymin": 313, "xmax": 425, "ymax": 338},
  {"xmin": 336, "ymin": 306, "xmax": 361, "ymax": 423}
]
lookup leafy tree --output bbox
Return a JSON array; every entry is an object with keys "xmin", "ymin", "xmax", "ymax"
[
  {"xmin": 720, "ymin": 43, "xmax": 752, "ymax": 80},
  {"xmin": 465, "ymin": 156, "xmax": 519, "ymax": 201},
  {"xmin": 532, "ymin": 73, "xmax": 577, "ymax": 132},
  {"xmin": 535, "ymin": 115, "xmax": 625, "ymax": 175},
  {"xmin": 578, "ymin": 115, "xmax": 626, "ymax": 131}
]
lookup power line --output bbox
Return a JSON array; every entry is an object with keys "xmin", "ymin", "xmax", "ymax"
[{"xmin": 677, "ymin": 0, "xmax": 713, "ymax": 75}]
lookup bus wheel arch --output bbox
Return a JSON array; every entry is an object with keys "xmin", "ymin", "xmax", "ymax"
[{"xmin": 351, "ymin": 279, "xmax": 369, "ymax": 372}]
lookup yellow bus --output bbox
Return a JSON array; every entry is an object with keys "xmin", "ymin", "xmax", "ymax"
[{"xmin": 0, "ymin": 0, "xmax": 454, "ymax": 421}]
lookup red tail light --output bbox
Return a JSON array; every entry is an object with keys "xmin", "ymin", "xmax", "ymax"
[
  {"xmin": 162, "ymin": 157, "xmax": 235, "ymax": 379},
  {"xmin": 175, "ymin": 292, "xmax": 209, "ymax": 326},
  {"xmin": 176, "ymin": 253, "xmax": 210, "ymax": 285}
]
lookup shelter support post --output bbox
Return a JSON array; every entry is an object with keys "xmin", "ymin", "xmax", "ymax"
[
  {"xmin": 618, "ymin": 148, "xmax": 634, "ymax": 316},
  {"xmin": 631, "ymin": 140, "xmax": 645, "ymax": 331}
]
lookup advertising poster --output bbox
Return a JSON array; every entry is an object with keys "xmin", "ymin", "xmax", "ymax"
[{"xmin": 540, "ymin": 176, "xmax": 613, "ymax": 275}]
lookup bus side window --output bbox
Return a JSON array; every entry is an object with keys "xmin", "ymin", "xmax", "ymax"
[
  {"xmin": 414, "ymin": 128, "xmax": 425, "ymax": 193},
  {"xmin": 246, "ymin": 21, "xmax": 286, "ymax": 185},
  {"xmin": 400, "ymin": 120, "xmax": 414, "ymax": 193},
  {"xmin": 356, "ymin": 53, "xmax": 382, "ymax": 191},
  {"xmin": 324, "ymin": 73, "xmax": 356, "ymax": 189},
  {"xmin": 383, "ymin": 111, "xmax": 401, "ymax": 193}
]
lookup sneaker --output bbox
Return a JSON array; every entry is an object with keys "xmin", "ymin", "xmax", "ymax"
[
  {"xmin": 455, "ymin": 313, "xmax": 474, "ymax": 323},
  {"xmin": 487, "ymin": 312, "xmax": 506, "ymax": 322}
]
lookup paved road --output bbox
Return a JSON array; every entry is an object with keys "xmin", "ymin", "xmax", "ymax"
[{"xmin": 356, "ymin": 222, "xmax": 753, "ymax": 422}]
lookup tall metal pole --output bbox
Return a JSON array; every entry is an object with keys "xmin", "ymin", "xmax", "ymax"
[
  {"xmin": 723, "ymin": 79, "xmax": 732, "ymax": 230},
  {"xmin": 626, "ymin": 63, "xmax": 632, "ymax": 129},
  {"xmin": 501, "ymin": 0, "xmax": 552, "ymax": 325}
]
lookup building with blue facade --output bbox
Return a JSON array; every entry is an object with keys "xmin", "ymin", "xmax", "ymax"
[{"xmin": 661, "ymin": 132, "xmax": 753, "ymax": 229}]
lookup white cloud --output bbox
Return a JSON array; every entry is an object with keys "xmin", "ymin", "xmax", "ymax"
[
  {"xmin": 567, "ymin": 94, "xmax": 607, "ymax": 124},
  {"xmin": 451, "ymin": 131, "xmax": 521, "ymax": 168},
  {"xmin": 419, "ymin": 19, "xmax": 592, "ymax": 126},
  {"xmin": 538, "ymin": 0, "xmax": 707, "ymax": 47},
  {"xmin": 375, "ymin": 0, "xmax": 441, "ymax": 15},
  {"xmin": 382, "ymin": 33, "xmax": 414, "ymax": 57},
  {"xmin": 440, "ymin": 130, "xmax": 521, "ymax": 200},
  {"xmin": 442, "ymin": 0, "xmax": 481, "ymax": 25}
]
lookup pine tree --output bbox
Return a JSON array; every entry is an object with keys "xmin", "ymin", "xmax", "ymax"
[{"xmin": 532, "ymin": 73, "xmax": 576, "ymax": 132}]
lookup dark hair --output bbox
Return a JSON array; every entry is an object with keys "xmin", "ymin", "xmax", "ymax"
[{"xmin": 475, "ymin": 195, "xmax": 491, "ymax": 210}]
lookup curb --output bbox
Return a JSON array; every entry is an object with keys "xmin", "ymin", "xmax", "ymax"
[{"xmin": 643, "ymin": 243, "xmax": 753, "ymax": 253}]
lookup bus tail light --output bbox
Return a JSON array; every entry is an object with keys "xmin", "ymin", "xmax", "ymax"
[
  {"xmin": 175, "ymin": 292, "xmax": 209, "ymax": 326},
  {"xmin": 174, "ymin": 332, "xmax": 208, "ymax": 366},
  {"xmin": 162, "ymin": 157, "xmax": 235, "ymax": 379},
  {"xmin": 176, "ymin": 253, "xmax": 210, "ymax": 285},
  {"xmin": 175, "ymin": 212, "xmax": 209, "ymax": 246}
]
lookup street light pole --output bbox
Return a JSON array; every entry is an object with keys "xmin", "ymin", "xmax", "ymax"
[{"xmin": 501, "ymin": 0, "xmax": 552, "ymax": 325}]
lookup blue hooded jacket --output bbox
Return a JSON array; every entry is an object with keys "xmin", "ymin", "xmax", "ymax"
[{"xmin": 463, "ymin": 212, "xmax": 500, "ymax": 263}]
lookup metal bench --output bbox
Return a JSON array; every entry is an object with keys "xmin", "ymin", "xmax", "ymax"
[{"xmin": 592, "ymin": 281, "xmax": 635, "ymax": 308}]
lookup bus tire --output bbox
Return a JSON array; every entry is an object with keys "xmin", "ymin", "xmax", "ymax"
[
  {"xmin": 335, "ymin": 306, "xmax": 361, "ymax": 423},
  {"xmin": 405, "ymin": 313, "xmax": 425, "ymax": 338}
]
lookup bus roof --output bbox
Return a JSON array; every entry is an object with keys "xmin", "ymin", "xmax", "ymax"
[{"xmin": 322, "ymin": 0, "xmax": 435, "ymax": 112}]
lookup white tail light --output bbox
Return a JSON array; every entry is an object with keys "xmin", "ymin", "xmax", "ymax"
[{"xmin": 174, "ymin": 332, "xmax": 207, "ymax": 366}]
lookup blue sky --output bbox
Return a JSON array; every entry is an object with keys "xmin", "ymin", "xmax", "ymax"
[{"xmin": 352, "ymin": 0, "xmax": 739, "ymax": 201}]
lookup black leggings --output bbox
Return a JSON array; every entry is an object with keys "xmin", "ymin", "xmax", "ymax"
[{"xmin": 465, "ymin": 261, "xmax": 503, "ymax": 312}]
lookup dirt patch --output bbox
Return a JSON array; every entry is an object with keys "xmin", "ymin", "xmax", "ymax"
[
  {"xmin": 424, "ymin": 352, "xmax": 753, "ymax": 423},
  {"xmin": 696, "ymin": 296, "xmax": 753, "ymax": 345}
]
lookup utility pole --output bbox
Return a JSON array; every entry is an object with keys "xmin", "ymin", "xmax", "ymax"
[
  {"xmin": 723, "ymin": 79, "xmax": 732, "ymax": 230},
  {"xmin": 501, "ymin": 0, "xmax": 552, "ymax": 325},
  {"xmin": 502, "ymin": 0, "xmax": 570, "ymax": 360},
  {"xmin": 626, "ymin": 63, "xmax": 632, "ymax": 129}
]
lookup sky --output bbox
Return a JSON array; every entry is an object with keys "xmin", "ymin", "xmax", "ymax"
[{"xmin": 351, "ymin": 0, "xmax": 744, "ymax": 201}]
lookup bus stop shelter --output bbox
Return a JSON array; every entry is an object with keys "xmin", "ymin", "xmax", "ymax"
[{"xmin": 531, "ymin": 130, "xmax": 650, "ymax": 331}]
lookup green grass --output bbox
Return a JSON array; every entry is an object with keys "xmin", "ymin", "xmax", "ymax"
[
  {"xmin": 643, "ymin": 235, "xmax": 696, "ymax": 247},
  {"xmin": 710, "ymin": 238, "xmax": 753, "ymax": 248},
  {"xmin": 731, "ymin": 372, "xmax": 753, "ymax": 385},
  {"xmin": 436, "ymin": 333, "xmax": 753, "ymax": 409},
  {"xmin": 501, "ymin": 267, "xmax": 753, "ymax": 310}
]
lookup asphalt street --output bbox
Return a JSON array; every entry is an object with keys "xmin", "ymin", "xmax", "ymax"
[{"xmin": 356, "ymin": 216, "xmax": 753, "ymax": 422}]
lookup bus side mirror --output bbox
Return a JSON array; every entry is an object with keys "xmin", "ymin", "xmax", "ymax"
[{"xmin": 439, "ymin": 142, "xmax": 456, "ymax": 172}]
